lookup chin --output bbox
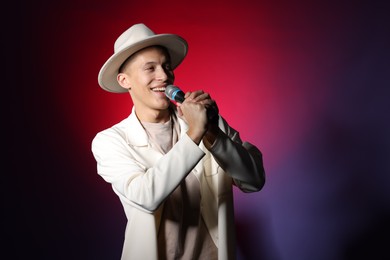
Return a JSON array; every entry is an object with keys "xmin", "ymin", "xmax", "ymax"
[{"xmin": 156, "ymin": 100, "xmax": 171, "ymax": 110}]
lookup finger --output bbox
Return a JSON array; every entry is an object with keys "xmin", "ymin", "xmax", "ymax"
[
  {"xmin": 198, "ymin": 98, "xmax": 214, "ymax": 106},
  {"xmin": 188, "ymin": 90, "xmax": 205, "ymax": 100},
  {"xmin": 193, "ymin": 92, "xmax": 210, "ymax": 102},
  {"xmin": 184, "ymin": 91, "xmax": 192, "ymax": 99}
]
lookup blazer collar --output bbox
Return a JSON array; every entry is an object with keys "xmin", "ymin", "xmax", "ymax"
[{"xmin": 124, "ymin": 106, "xmax": 189, "ymax": 146}]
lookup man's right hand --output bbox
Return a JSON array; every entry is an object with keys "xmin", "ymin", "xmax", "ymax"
[{"xmin": 177, "ymin": 90, "xmax": 209, "ymax": 144}]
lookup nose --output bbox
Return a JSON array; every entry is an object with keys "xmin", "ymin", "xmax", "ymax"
[{"xmin": 156, "ymin": 66, "xmax": 168, "ymax": 82}]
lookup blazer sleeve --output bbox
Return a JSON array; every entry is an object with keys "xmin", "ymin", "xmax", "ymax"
[
  {"xmin": 91, "ymin": 129, "xmax": 205, "ymax": 213},
  {"xmin": 208, "ymin": 116, "xmax": 266, "ymax": 192}
]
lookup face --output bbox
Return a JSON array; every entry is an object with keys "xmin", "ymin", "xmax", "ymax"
[{"xmin": 117, "ymin": 46, "xmax": 175, "ymax": 121}]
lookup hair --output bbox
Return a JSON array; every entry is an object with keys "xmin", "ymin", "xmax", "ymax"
[{"xmin": 118, "ymin": 45, "xmax": 171, "ymax": 74}]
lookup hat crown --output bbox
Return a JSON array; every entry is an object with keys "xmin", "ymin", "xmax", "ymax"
[{"xmin": 114, "ymin": 23, "xmax": 156, "ymax": 53}]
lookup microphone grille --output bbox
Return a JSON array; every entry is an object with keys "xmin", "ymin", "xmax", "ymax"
[{"xmin": 165, "ymin": 84, "xmax": 179, "ymax": 99}]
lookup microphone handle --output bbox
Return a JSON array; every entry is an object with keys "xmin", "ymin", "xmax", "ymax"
[{"xmin": 171, "ymin": 89, "xmax": 185, "ymax": 103}]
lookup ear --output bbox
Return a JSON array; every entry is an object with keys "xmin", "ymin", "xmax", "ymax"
[{"xmin": 117, "ymin": 73, "xmax": 132, "ymax": 90}]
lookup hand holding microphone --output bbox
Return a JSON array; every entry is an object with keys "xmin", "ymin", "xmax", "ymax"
[
  {"xmin": 165, "ymin": 85, "xmax": 219, "ymax": 122},
  {"xmin": 165, "ymin": 85, "xmax": 219, "ymax": 145}
]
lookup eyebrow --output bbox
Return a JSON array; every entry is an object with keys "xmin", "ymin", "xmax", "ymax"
[
  {"xmin": 143, "ymin": 60, "xmax": 170, "ymax": 67},
  {"xmin": 144, "ymin": 61, "xmax": 158, "ymax": 66}
]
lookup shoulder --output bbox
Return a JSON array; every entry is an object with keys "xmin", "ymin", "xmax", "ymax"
[{"xmin": 92, "ymin": 117, "xmax": 130, "ymax": 149}]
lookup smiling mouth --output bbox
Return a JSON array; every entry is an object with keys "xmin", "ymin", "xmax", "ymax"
[{"xmin": 151, "ymin": 87, "xmax": 166, "ymax": 92}]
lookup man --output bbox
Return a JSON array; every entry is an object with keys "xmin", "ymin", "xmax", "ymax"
[{"xmin": 92, "ymin": 23, "xmax": 265, "ymax": 260}]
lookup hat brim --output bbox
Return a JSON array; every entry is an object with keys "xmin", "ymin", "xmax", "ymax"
[{"xmin": 98, "ymin": 34, "xmax": 188, "ymax": 93}]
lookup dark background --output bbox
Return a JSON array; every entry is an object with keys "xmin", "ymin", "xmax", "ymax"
[{"xmin": 4, "ymin": 0, "xmax": 390, "ymax": 259}]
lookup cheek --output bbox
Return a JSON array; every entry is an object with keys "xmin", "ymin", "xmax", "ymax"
[
  {"xmin": 171, "ymin": 73, "xmax": 175, "ymax": 83},
  {"xmin": 131, "ymin": 74, "xmax": 149, "ymax": 87},
  {"xmin": 161, "ymin": 71, "xmax": 174, "ymax": 85}
]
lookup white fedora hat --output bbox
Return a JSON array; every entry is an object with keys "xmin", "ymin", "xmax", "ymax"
[{"xmin": 98, "ymin": 23, "xmax": 188, "ymax": 93}]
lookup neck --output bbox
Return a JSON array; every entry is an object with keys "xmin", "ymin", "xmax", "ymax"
[{"xmin": 135, "ymin": 107, "xmax": 171, "ymax": 123}]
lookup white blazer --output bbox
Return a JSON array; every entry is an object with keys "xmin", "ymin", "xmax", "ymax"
[{"xmin": 92, "ymin": 107, "xmax": 264, "ymax": 260}]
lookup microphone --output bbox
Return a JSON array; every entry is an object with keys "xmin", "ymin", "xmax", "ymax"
[
  {"xmin": 165, "ymin": 84, "xmax": 185, "ymax": 103},
  {"xmin": 165, "ymin": 84, "xmax": 219, "ymax": 122}
]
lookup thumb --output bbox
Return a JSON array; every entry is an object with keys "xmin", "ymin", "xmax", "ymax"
[{"xmin": 177, "ymin": 105, "xmax": 184, "ymax": 117}]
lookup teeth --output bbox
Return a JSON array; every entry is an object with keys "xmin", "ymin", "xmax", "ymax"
[{"xmin": 152, "ymin": 87, "xmax": 166, "ymax": 92}]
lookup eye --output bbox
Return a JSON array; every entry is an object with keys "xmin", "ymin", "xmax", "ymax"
[
  {"xmin": 145, "ymin": 66, "xmax": 155, "ymax": 72},
  {"xmin": 164, "ymin": 63, "xmax": 172, "ymax": 72}
]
